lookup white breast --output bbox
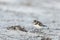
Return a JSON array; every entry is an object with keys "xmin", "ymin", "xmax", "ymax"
[{"xmin": 33, "ymin": 24, "xmax": 42, "ymax": 29}]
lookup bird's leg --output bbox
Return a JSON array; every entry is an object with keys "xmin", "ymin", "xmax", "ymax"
[{"xmin": 40, "ymin": 28, "xmax": 44, "ymax": 33}]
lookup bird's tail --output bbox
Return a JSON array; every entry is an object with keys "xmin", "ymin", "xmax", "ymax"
[
  {"xmin": 43, "ymin": 25, "xmax": 49, "ymax": 29},
  {"xmin": 42, "ymin": 25, "xmax": 47, "ymax": 27}
]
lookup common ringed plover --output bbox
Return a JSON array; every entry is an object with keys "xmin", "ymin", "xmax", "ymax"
[{"xmin": 33, "ymin": 20, "xmax": 47, "ymax": 29}]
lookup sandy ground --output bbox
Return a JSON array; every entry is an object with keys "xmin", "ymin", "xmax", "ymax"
[{"xmin": 0, "ymin": 0, "xmax": 60, "ymax": 40}]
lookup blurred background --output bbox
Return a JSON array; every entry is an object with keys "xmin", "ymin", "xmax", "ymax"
[{"xmin": 0, "ymin": 0, "xmax": 60, "ymax": 40}]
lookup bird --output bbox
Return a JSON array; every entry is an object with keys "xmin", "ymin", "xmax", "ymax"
[
  {"xmin": 33, "ymin": 20, "xmax": 47, "ymax": 29},
  {"xmin": 7, "ymin": 25, "xmax": 27, "ymax": 32}
]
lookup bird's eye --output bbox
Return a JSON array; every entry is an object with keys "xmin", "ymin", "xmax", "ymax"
[
  {"xmin": 14, "ymin": 27, "xmax": 16, "ymax": 29},
  {"xmin": 34, "ymin": 20, "xmax": 36, "ymax": 22}
]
